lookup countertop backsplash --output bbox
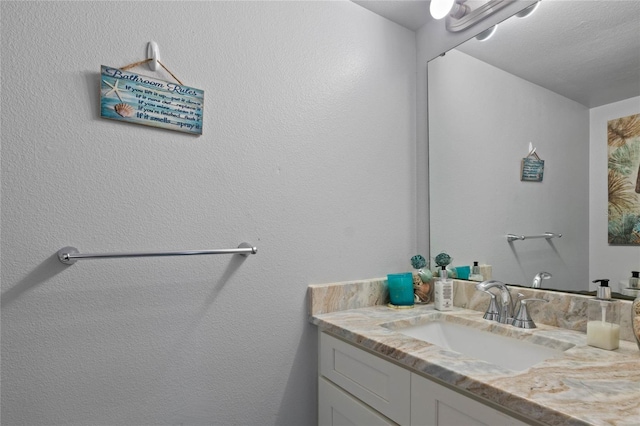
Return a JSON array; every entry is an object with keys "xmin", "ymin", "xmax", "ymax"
[{"xmin": 308, "ymin": 277, "xmax": 635, "ymax": 342}]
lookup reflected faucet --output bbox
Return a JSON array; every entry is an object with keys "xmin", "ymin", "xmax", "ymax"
[
  {"xmin": 475, "ymin": 280, "xmax": 514, "ymax": 324},
  {"xmin": 531, "ymin": 272, "xmax": 552, "ymax": 288}
]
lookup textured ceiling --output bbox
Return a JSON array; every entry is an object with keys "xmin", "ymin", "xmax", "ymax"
[
  {"xmin": 353, "ymin": 0, "xmax": 640, "ymax": 107},
  {"xmin": 352, "ymin": 1, "xmax": 431, "ymax": 31}
]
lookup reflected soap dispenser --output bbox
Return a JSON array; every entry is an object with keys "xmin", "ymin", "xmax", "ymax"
[
  {"xmin": 469, "ymin": 261, "xmax": 484, "ymax": 281},
  {"xmin": 630, "ymin": 271, "xmax": 639, "ymax": 289},
  {"xmin": 587, "ymin": 279, "xmax": 620, "ymax": 350}
]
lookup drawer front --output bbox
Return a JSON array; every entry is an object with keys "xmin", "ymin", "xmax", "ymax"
[
  {"xmin": 320, "ymin": 332, "xmax": 411, "ymax": 425},
  {"xmin": 319, "ymin": 377, "xmax": 397, "ymax": 426}
]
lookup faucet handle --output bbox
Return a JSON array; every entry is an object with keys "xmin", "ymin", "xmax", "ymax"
[
  {"xmin": 512, "ymin": 298, "xmax": 548, "ymax": 329},
  {"xmin": 479, "ymin": 290, "xmax": 500, "ymax": 321}
]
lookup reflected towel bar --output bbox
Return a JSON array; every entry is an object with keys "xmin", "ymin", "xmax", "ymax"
[
  {"xmin": 506, "ymin": 232, "xmax": 562, "ymax": 242},
  {"xmin": 57, "ymin": 243, "xmax": 257, "ymax": 265}
]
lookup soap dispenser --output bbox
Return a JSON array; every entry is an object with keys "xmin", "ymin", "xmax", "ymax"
[
  {"xmin": 630, "ymin": 271, "xmax": 639, "ymax": 289},
  {"xmin": 587, "ymin": 279, "xmax": 620, "ymax": 350},
  {"xmin": 434, "ymin": 266, "xmax": 453, "ymax": 311},
  {"xmin": 469, "ymin": 261, "xmax": 483, "ymax": 281},
  {"xmin": 633, "ymin": 292, "xmax": 640, "ymax": 350}
]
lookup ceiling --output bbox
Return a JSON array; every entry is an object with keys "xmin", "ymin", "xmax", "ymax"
[
  {"xmin": 352, "ymin": 1, "xmax": 431, "ymax": 31},
  {"xmin": 353, "ymin": 0, "xmax": 640, "ymax": 108}
]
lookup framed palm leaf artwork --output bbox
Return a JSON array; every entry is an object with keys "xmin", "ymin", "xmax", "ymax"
[{"xmin": 608, "ymin": 113, "xmax": 640, "ymax": 245}]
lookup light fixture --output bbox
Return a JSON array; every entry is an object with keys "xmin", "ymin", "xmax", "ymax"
[
  {"xmin": 445, "ymin": 0, "xmax": 510, "ymax": 33},
  {"xmin": 515, "ymin": 1, "xmax": 540, "ymax": 18},
  {"xmin": 430, "ymin": 0, "xmax": 470, "ymax": 20},
  {"xmin": 449, "ymin": 2, "xmax": 470, "ymax": 19},
  {"xmin": 430, "ymin": 0, "xmax": 456, "ymax": 20},
  {"xmin": 475, "ymin": 24, "xmax": 497, "ymax": 41}
]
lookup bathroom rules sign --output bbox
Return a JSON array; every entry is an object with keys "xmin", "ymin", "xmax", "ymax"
[{"xmin": 100, "ymin": 65, "xmax": 204, "ymax": 135}]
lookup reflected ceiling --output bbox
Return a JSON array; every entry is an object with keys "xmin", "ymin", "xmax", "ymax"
[{"xmin": 353, "ymin": 0, "xmax": 640, "ymax": 107}]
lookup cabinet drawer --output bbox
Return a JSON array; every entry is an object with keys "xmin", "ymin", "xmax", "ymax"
[
  {"xmin": 319, "ymin": 377, "xmax": 398, "ymax": 426},
  {"xmin": 320, "ymin": 332, "xmax": 411, "ymax": 425}
]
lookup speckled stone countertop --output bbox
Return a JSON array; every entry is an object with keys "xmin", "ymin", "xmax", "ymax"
[{"xmin": 308, "ymin": 278, "xmax": 640, "ymax": 426}]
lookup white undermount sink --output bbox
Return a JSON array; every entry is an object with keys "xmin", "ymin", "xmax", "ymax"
[{"xmin": 391, "ymin": 320, "xmax": 571, "ymax": 372}]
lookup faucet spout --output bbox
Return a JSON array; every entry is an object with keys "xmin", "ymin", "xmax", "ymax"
[
  {"xmin": 531, "ymin": 271, "xmax": 552, "ymax": 288},
  {"xmin": 475, "ymin": 280, "xmax": 513, "ymax": 323}
]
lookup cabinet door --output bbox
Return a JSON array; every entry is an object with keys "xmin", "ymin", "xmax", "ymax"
[
  {"xmin": 319, "ymin": 377, "xmax": 397, "ymax": 426},
  {"xmin": 410, "ymin": 373, "xmax": 528, "ymax": 426},
  {"xmin": 320, "ymin": 332, "xmax": 411, "ymax": 425}
]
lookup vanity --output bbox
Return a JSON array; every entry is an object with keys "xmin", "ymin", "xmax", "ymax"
[{"xmin": 308, "ymin": 278, "xmax": 640, "ymax": 426}]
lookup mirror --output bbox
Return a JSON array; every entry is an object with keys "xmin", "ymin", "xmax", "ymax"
[{"xmin": 428, "ymin": 0, "xmax": 640, "ymax": 297}]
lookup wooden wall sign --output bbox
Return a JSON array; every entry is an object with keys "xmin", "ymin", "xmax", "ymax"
[
  {"xmin": 521, "ymin": 150, "xmax": 544, "ymax": 182},
  {"xmin": 100, "ymin": 65, "xmax": 204, "ymax": 135}
]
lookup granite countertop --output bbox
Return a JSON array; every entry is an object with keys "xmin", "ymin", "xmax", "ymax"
[{"xmin": 310, "ymin": 293, "xmax": 640, "ymax": 426}]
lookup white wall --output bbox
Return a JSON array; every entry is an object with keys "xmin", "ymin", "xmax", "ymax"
[
  {"xmin": 0, "ymin": 2, "xmax": 417, "ymax": 425},
  {"xmin": 589, "ymin": 97, "xmax": 640, "ymax": 290},
  {"xmin": 428, "ymin": 50, "xmax": 590, "ymax": 290}
]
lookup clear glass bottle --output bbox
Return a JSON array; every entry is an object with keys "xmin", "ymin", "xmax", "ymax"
[
  {"xmin": 632, "ymin": 293, "xmax": 640, "ymax": 350},
  {"xmin": 469, "ymin": 261, "xmax": 483, "ymax": 281},
  {"xmin": 629, "ymin": 271, "xmax": 639, "ymax": 289}
]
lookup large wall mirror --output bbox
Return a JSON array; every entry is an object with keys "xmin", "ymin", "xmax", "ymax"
[{"xmin": 428, "ymin": 0, "xmax": 640, "ymax": 296}]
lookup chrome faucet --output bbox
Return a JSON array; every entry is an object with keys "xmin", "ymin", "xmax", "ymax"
[
  {"xmin": 531, "ymin": 271, "xmax": 552, "ymax": 288},
  {"xmin": 475, "ymin": 280, "xmax": 514, "ymax": 324},
  {"xmin": 512, "ymin": 297, "xmax": 549, "ymax": 328}
]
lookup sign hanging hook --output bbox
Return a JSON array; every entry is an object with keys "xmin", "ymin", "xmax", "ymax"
[{"xmin": 147, "ymin": 41, "xmax": 159, "ymax": 71}]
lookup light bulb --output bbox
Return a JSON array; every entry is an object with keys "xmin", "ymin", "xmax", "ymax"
[
  {"xmin": 430, "ymin": 0, "xmax": 456, "ymax": 20},
  {"xmin": 516, "ymin": 1, "xmax": 540, "ymax": 18},
  {"xmin": 475, "ymin": 25, "xmax": 497, "ymax": 41}
]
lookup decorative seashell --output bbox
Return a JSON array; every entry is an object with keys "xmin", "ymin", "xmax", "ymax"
[
  {"xmin": 414, "ymin": 282, "xmax": 432, "ymax": 303},
  {"xmin": 412, "ymin": 273, "xmax": 422, "ymax": 287},
  {"xmin": 412, "ymin": 273, "xmax": 432, "ymax": 303},
  {"xmin": 114, "ymin": 103, "xmax": 134, "ymax": 117}
]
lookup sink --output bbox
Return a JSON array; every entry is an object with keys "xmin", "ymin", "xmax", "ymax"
[{"xmin": 390, "ymin": 320, "xmax": 571, "ymax": 372}]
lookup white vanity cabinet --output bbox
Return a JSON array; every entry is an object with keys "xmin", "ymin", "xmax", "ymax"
[
  {"xmin": 319, "ymin": 331, "xmax": 410, "ymax": 425},
  {"xmin": 411, "ymin": 373, "xmax": 528, "ymax": 426},
  {"xmin": 319, "ymin": 332, "xmax": 530, "ymax": 426}
]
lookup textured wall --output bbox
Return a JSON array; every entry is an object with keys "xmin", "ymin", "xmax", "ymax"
[{"xmin": 0, "ymin": 2, "xmax": 416, "ymax": 425}]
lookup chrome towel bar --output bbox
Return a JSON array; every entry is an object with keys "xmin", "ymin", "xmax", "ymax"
[
  {"xmin": 506, "ymin": 232, "xmax": 562, "ymax": 242},
  {"xmin": 57, "ymin": 242, "xmax": 257, "ymax": 265}
]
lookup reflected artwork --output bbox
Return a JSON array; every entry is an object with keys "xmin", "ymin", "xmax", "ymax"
[{"xmin": 608, "ymin": 113, "xmax": 640, "ymax": 245}]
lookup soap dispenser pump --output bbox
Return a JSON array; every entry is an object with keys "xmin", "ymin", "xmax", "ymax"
[{"xmin": 587, "ymin": 279, "xmax": 620, "ymax": 350}]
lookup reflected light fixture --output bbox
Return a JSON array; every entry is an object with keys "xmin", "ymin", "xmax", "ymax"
[
  {"xmin": 475, "ymin": 24, "xmax": 497, "ymax": 41},
  {"xmin": 430, "ymin": 0, "xmax": 456, "ymax": 20},
  {"xmin": 515, "ymin": 1, "xmax": 540, "ymax": 18}
]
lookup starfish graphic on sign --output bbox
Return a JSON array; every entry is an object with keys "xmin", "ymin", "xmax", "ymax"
[{"xmin": 102, "ymin": 78, "xmax": 124, "ymax": 102}]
